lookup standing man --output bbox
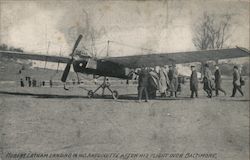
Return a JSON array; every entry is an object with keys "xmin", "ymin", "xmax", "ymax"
[
  {"xmin": 20, "ymin": 78, "xmax": 24, "ymax": 87},
  {"xmin": 190, "ymin": 66, "xmax": 198, "ymax": 98},
  {"xmin": 49, "ymin": 79, "xmax": 53, "ymax": 88},
  {"xmin": 28, "ymin": 77, "xmax": 32, "ymax": 87},
  {"xmin": 164, "ymin": 65, "xmax": 170, "ymax": 95},
  {"xmin": 148, "ymin": 68, "xmax": 159, "ymax": 99},
  {"xmin": 158, "ymin": 66, "xmax": 168, "ymax": 97},
  {"xmin": 238, "ymin": 66, "xmax": 245, "ymax": 87},
  {"xmin": 32, "ymin": 79, "xmax": 37, "ymax": 87},
  {"xmin": 231, "ymin": 66, "xmax": 244, "ymax": 97},
  {"xmin": 168, "ymin": 64, "xmax": 179, "ymax": 97},
  {"xmin": 214, "ymin": 65, "xmax": 226, "ymax": 96},
  {"xmin": 138, "ymin": 68, "xmax": 149, "ymax": 102},
  {"xmin": 203, "ymin": 64, "xmax": 213, "ymax": 98}
]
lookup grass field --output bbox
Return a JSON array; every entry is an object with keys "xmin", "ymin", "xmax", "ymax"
[{"xmin": 0, "ymin": 79, "xmax": 249, "ymax": 160}]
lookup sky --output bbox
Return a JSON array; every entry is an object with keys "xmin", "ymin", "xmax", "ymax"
[{"xmin": 0, "ymin": 0, "xmax": 249, "ymax": 58}]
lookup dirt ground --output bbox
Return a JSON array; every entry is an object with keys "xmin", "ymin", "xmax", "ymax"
[{"xmin": 0, "ymin": 80, "xmax": 249, "ymax": 160}]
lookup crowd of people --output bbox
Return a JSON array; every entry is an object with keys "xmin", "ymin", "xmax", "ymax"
[
  {"xmin": 20, "ymin": 76, "xmax": 53, "ymax": 88},
  {"xmin": 137, "ymin": 64, "xmax": 245, "ymax": 102},
  {"xmin": 19, "ymin": 64, "xmax": 245, "ymax": 101},
  {"xmin": 136, "ymin": 64, "xmax": 182, "ymax": 102}
]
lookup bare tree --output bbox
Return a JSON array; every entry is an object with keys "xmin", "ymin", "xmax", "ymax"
[
  {"xmin": 79, "ymin": 9, "xmax": 107, "ymax": 58},
  {"xmin": 193, "ymin": 12, "xmax": 232, "ymax": 50},
  {"xmin": 67, "ymin": 9, "xmax": 107, "ymax": 58}
]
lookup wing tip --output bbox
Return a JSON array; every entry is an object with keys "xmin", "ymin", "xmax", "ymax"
[{"xmin": 235, "ymin": 46, "xmax": 250, "ymax": 53}]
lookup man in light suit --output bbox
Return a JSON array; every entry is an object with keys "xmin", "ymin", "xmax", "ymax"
[{"xmin": 231, "ymin": 66, "xmax": 244, "ymax": 97}]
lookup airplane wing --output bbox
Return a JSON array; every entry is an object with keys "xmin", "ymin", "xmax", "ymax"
[
  {"xmin": 0, "ymin": 50, "xmax": 70, "ymax": 63},
  {"xmin": 104, "ymin": 47, "xmax": 250, "ymax": 68}
]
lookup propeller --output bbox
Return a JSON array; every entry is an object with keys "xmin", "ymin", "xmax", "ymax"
[{"xmin": 61, "ymin": 34, "xmax": 83, "ymax": 83}]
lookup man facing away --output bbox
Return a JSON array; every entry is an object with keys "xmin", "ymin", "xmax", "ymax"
[
  {"xmin": 148, "ymin": 68, "xmax": 159, "ymax": 99},
  {"xmin": 168, "ymin": 64, "xmax": 179, "ymax": 97},
  {"xmin": 138, "ymin": 68, "xmax": 149, "ymax": 102},
  {"xmin": 190, "ymin": 66, "xmax": 198, "ymax": 98},
  {"xmin": 214, "ymin": 65, "xmax": 227, "ymax": 96},
  {"xmin": 231, "ymin": 66, "xmax": 244, "ymax": 97},
  {"xmin": 20, "ymin": 78, "xmax": 24, "ymax": 87}
]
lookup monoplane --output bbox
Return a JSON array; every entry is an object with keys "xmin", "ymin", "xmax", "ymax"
[{"xmin": 0, "ymin": 35, "xmax": 249, "ymax": 99}]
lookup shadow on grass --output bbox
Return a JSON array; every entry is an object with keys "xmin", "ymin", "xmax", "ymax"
[
  {"xmin": 3, "ymin": 90, "xmax": 246, "ymax": 101},
  {"xmin": 219, "ymin": 98, "xmax": 250, "ymax": 102},
  {"xmin": 0, "ymin": 90, "xmax": 194, "ymax": 101},
  {"xmin": 0, "ymin": 90, "xmax": 135, "ymax": 100},
  {"xmin": 0, "ymin": 90, "xmax": 86, "ymax": 99}
]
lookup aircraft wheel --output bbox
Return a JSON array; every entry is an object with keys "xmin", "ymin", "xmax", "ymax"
[
  {"xmin": 87, "ymin": 90, "xmax": 94, "ymax": 98},
  {"xmin": 112, "ymin": 90, "xmax": 119, "ymax": 99}
]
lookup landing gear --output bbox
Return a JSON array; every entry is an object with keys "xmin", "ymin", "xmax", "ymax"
[
  {"xmin": 87, "ymin": 90, "xmax": 94, "ymax": 98},
  {"xmin": 112, "ymin": 90, "xmax": 119, "ymax": 99},
  {"xmin": 87, "ymin": 77, "xmax": 119, "ymax": 99}
]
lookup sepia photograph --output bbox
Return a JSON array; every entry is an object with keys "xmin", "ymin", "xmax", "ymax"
[{"xmin": 0, "ymin": 0, "xmax": 249, "ymax": 160}]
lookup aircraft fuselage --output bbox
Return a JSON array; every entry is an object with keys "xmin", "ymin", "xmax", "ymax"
[{"xmin": 72, "ymin": 58, "xmax": 132, "ymax": 79}]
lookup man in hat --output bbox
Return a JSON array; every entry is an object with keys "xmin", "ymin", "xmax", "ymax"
[
  {"xmin": 158, "ymin": 66, "xmax": 168, "ymax": 97},
  {"xmin": 203, "ymin": 64, "xmax": 213, "ymax": 98},
  {"xmin": 168, "ymin": 64, "xmax": 179, "ymax": 97},
  {"xmin": 214, "ymin": 65, "xmax": 226, "ymax": 96},
  {"xmin": 138, "ymin": 67, "xmax": 149, "ymax": 102},
  {"xmin": 148, "ymin": 67, "xmax": 159, "ymax": 99},
  {"xmin": 49, "ymin": 79, "xmax": 53, "ymax": 88},
  {"xmin": 164, "ymin": 65, "xmax": 170, "ymax": 86},
  {"xmin": 20, "ymin": 78, "xmax": 24, "ymax": 87},
  {"xmin": 231, "ymin": 65, "xmax": 244, "ymax": 97},
  {"xmin": 190, "ymin": 66, "xmax": 198, "ymax": 98}
]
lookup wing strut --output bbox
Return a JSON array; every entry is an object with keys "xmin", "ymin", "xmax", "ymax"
[{"xmin": 44, "ymin": 41, "xmax": 51, "ymax": 70}]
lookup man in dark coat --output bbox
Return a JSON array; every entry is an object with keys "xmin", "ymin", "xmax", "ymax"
[
  {"xmin": 28, "ymin": 77, "xmax": 32, "ymax": 87},
  {"xmin": 49, "ymin": 79, "xmax": 53, "ymax": 88},
  {"xmin": 20, "ymin": 78, "xmax": 24, "ymax": 87},
  {"xmin": 190, "ymin": 66, "xmax": 198, "ymax": 98},
  {"xmin": 138, "ymin": 68, "xmax": 149, "ymax": 102},
  {"xmin": 32, "ymin": 79, "xmax": 37, "ymax": 87},
  {"xmin": 168, "ymin": 65, "xmax": 179, "ymax": 97},
  {"xmin": 231, "ymin": 66, "xmax": 244, "ymax": 97},
  {"xmin": 214, "ymin": 65, "xmax": 226, "ymax": 96}
]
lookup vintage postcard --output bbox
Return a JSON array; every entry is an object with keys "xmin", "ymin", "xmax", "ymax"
[{"xmin": 0, "ymin": 0, "xmax": 249, "ymax": 160}]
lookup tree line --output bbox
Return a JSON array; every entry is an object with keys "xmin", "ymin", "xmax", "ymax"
[{"xmin": 0, "ymin": 43, "xmax": 23, "ymax": 52}]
